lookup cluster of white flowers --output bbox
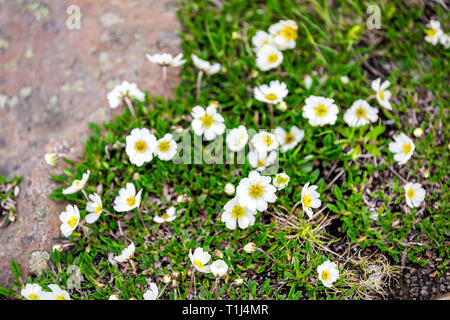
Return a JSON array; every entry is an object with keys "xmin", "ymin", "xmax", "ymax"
[
  {"xmin": 424, "ymin": 19, "xmax": 449, "ymax": 48},
  {"xmin": 21, "ymin": 283, "xmax": 71, "ymax": 300},
  {"xmin": 189, "ymin": 247, "xmax": 229, "ymax": 277}
]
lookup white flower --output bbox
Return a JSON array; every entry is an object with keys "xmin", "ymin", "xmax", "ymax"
[
  {"xmin": 44, "ymin": 153, "xmax": 58, "ymax": 166},
  {"xmin": 125, "ymin": 128, "xmax": 157, "ymax": 166},
  {"xmin": 303, "ymin": 75, "xmax": 313, "ymax": 89},
  {"xmin": 243, "ymin": 242, "xmax": 257, "ymax": 254},
  {"xmin": 113, "ymin": 183, "xmax": 143, "ymax": 212},
  {"xmin": 371, "ymin": 78, "xmax": 392, "ymax": 110},
  {"xmin": 62, "ymin": 170, "xmax": 90, "ymax": 195},
  {"xmin": 404, "ymin": 183, "xmax": 426, "ymax": 208},
  {"xmin": 413, "ymin": 127, "xmax": 423, "ymax": 138},
  {"xmin": 107, "ymin": 81, "xmax": 145, "ymax": 109},
  {"xmin": 388, "ymin": 133, "xmax": 415, "ymax": 165},
  {"xmin": 254, "ymin": 80, "xmax": 288, "ymax": 105},
  {"xmin": 224, "ymin": 183, "xmax": 235, "ymax": 195},
  {"xmin": 301, "ymin": 183, "xmax": 321, "ymax": 219},
  {"xmin": 44, "ymin": 284, "xmax": 71, "ymax": 300},
  {"xmin": 189, "ymin": 248, "xmax": 211, "ymax": 273},
  {"xmin": 145, "ymin": 53, "xmax": 185, "ymax": 67},
  {"xmin": 154, "ymin": 206, "xmax": 176, "ymax": 224},
  {"xmin": 248, "ymin": 150, "xmax": 278, "ymax": 172},
  {"xmin": 210, "ymin": 260, "xmax": 228, "ymax": 277},
  {"xmin": 155, "ymin": 133, "xmax": 178, "ymax": 161},
  {"xmin": 273, "ymin": 172, "xmax": 290, "ymax": 190},
  {"xmin": 226, "ymin": 125, "xmax": 248, "ymax": 152},
  {"xmin": 255, "ymin": 45, "xmax": 283, "ymax": 71},
  {"xmin": 191, "ymin": 54, "xmax": 221, "ymax": 75},
  {"xmin": 317, "ymin": 260, "xmax": 339, "ymax": 288},
  {"xmin": 21, "ymin": 283, "xmax": 44, "ymax": 300},
  {"xmin": 191, "ymin": 105, "xmax": 226, "ymax": 141},
  {"xmin": 439, "ymin": 33, "xmax": 449, "ymax": 48},
  {"xmin": 143, "ymin": 283, "xmax": 159, "ymax": 300},
  {"xmin": 251, "ymin": 30, "xmax": 275, "ymax": 49},
  {"xmin": 108, "ymin": 294, "xmax": 119, "ymax": 300},
  {"xmin": 340, "ymin": 76, "xmax": 349, "ymax": 84},
  {"xmin": 85, "ymin": 193, "xmax": 103, "ymax": 224},
  {"xmin": 276, "ymin": 100, "xmax": 287, "ymax": 112},
  {"xmin": 221, "ymin": 196, "xmax": 257, "ymax": 230},
  {"xmin": 59, "ymin": 204, "xmax": 80, "ymax": 237},
  {"xmin": 114, "ymin": 242, "xmax": 135, "ymax": 263},
  {"xmin": 251, "ymin": 131, "xmax": 279, "ymax": 153},
  {"xmin": 343, "ymin": 99, "xmax": 379, "ymax": 127},
  {"xmin": 236, "ymin": 170, "xmax": 277, "ymax": 212},
  {"xmin": 302, "ymin": 95, "xmax": 339, "ymax": 126},
  {"xmin": 275, "ymin": 126, "xmax": 304, "ymax": 152},
  {"xmin": 268, "ymin": 20, "xmax": 298, "ymax": 50},
  {"xmin": 425, "ymin": 20, "xmax": 443, "ymax": 46}
]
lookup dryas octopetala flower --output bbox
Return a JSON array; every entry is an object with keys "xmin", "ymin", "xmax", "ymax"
[
  {"xmin": 251, "ymin": 30, "xmax": 275, "ymax": 49},
  {"xmin": 236, "ymin": 170, "xmax": 277, "ymax": 212},
  {"xmin": 254, "ymin": 80, "xmax": 288, "ymax": 105},
  {"xmin": 107, "ymin": 81, "xmax": 145, "ymax": 109},
  {"xmin": 226, "ymin": 125, "xmax": 248, "ymax": 152},
  {"xmin": 243, "ymin": 242, "xmax": 257, "ymax": 254},
  {"xmin": 275, "ymin": 126, "xmax": 304, "ymax": 152},
  {"xmin": 191, "ymin": 54, "xmax": 221, "ymax": 75},
  {"xmin": 114, "ymin": 242, "xmax": 135, "ymax": 263},
  {"xmin": 60, "ymin": 204, "xmax": 80, "ymax": 237},
  {"xmin": 425, "ymin": 20, "xmax": 443, "ymax": 46},
  {"xmin": 255, "ymin": 45, "xmax": 283, "ymax": 71},
  {"xmin": 191, "ymin": 105, "xmax": 226, "ymax": 141},
  {"xmin": 224, "ymin": 183, "xmax": 235, "ymax": 195},
  {"xmin": 109, "ymin": 294, "xmax": 119, "ymax": 300},
  {"xmin": 248, "ymin": 150, "xmax": 278, "ymax": 172},
  {"xmin": 273, "ymin": 172, "xmax": 290, "ymax": 190},
  {"xmin": 251, "ymin": 131, "xmax": 279, "ymax": 153},
  {"xmin": 143, "ymin": 283, "xmax": 159, "ymax": 300},
  {"xmin": 210, "ymin": 260, "xmax": 228, "ymax": 277},
  {"xmin": 113, "ymin": 183, "xmax": 142, "ymax": 212},
  {"xmin": 221, "ymin": 196, "xmax": 257, "ymax": 230},
  {"xmin": 21, "ymin": 283, "xmax": 44, "ymax": 300},
  {"xmin": 302, "ymin": 95, "xmax": 339, "ymax": 126},
  {"xmin": 268, "ymin": 20, "xmax": 298, "ymax": 50},
  {"xmin": 189, "ymin": 248, "xmax": 211, "ymax": 273},
  {"xmin": 317, "ymin": 260, "xmax": 339, "ymax": 288},
  {"xmin": 404, "ymin": 183, "xmax": 426, "ymax": 208},
  {"xmin": 145, "ymin": 53, "xmax": 185, "ymax": 67},
  {"xmin": 388, "ymin": 133, "xmax": 415, "ymax": 165},
  {"xmin": 62, "ymin": 170, "xmax": 90, "ymax": 195},
  {"xmin": 371, "ymin": 78, "xmax": 392, "ymax": 110},
  {"xmin": 155, "ymin": 133, "xmax": 178, "ymax": 161},
  {"xmin": 85, "ymin": 193, "xmax": 103, "ymax": 224},
  {"xmin": 343, "ymin": 99, "xmax": 379, "ymax": 127},
  {"xmin": 125, "ymin": 128, "xmax": 157, "ymax": 166},
  {"xmin": 154, "ymin": 206, "xmax": 176, "ymax": 224},
  {"xmin": 301, "ymin": 183, "xmax": 321, "ymax": 219},
  {"xmin": 44, "ymin": 284, "xmax": 71, "ymax": 300}
]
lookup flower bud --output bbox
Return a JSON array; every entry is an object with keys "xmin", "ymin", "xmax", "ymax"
[
  {"xmin": 233, "ymin": 278, "xmax": 243, "ymax": 286},
  {"xmin": 243, "ymin": 242, "xmax": 257, "ymax": 254},
  {"xmin": 163, "ymin": 274, "xmax": 171, "ymax": 284},
  {"xmin": 413, "ymin": 127, "xmax": 423, "ymax": 138},
  {"xmin": 275, "ymin": 101, "xmax": 287, "ymax": 112},
  {"xmin": 45, "ymin": 153, "xmax": 58, "ymax": 166},
  {"xmin": 214, "ymin": 249, "xmax": 223, "ymax": 259},
  {"xmin": 224, "ymin": 183, "xmax": 235, "ymax": 195}
]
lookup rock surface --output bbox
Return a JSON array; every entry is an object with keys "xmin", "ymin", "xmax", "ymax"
[{"xmin": 0, "ymin": 0, "xmax": 181, "ymax": 286}]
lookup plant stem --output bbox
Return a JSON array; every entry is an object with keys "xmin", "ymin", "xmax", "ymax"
[
  {"xmin": 268, "ymin": 103, "xmax": 274, "ymax": 129},
  {"xmin": 81, "ymin": 189, "xmax": 90, "ymax": 202},
  {"xmin": 124, "ymin": 96, "xmax": 136, "ymax": 119},
  {"xmin": 187, "ymin": 270, "xmax": 195, "ymax": 299},
  {"xmin": 162, "ymin": 66, "xmax": 168, "ymax": 101},
  {"xmin": 137, "ymin": 206, "xmax": 148, "ymax": 233},
  {"xmin": 196, "ymin": 70, "xmax": 203, "ymax": 104}
]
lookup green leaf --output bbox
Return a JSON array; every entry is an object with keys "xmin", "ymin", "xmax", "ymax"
[
  {"xmin": 364, "ymin": 144, "xmax": 381, "ymax": 156},
  {"xmin": 10, "ymin": 260, "xmax": 22, "ymax": 280}
]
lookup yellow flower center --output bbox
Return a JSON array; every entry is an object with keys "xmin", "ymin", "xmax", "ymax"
[
  {"xmin": 135, "ymin": 140, "xmax": 147, "ymax": 153},
  {"xmin": 231, "ymin": 205, "xmax": 246, "ymax": 219},
  {"xmin": 161, "ymin": 214, "xmax": 169, "ymax": 220},
  {"xmin": 403, "ymin": 143, "xmax": 411, "ymax": 154},
  {"xmin": 315, "ymin": 104, "xmax": 328, "ymax": 117},
  {"xmin": 321, "ymin": 269, "xmax": 330, "ymax": 281},
  {"xmin": 378, "ymin": 90, "xmax": 384, "ymax": 100},
  {"xmin": 75, "ymin": 180, "xmax": 80, "ymax": 186},
  {"xmin": 276, "ymin": 175, "xmax": 288, "ymax": 185},
  {"xmin": 67, "ymin": 216, "xmax": 78, "ymax": 228},
  {"xmin": 262, "ymin": 134, "xmax": 272, "ymax": 146},
  {"xmin": 95, "ymin": 206, "xmax": 102, "ymax": 214},
  {"xmin": 280, "ymin": 26, "xmax": 297, "ymax": 41},
  {"xmin": 29, "ymin": 293, "xmax": 39, "ymax": 300},
  {"xmin": 263, "ymin": 40, "xmax": 269, "ymax": 45},
  {"xmin": 427, "ymin": 28, "xmax": 437, "ymax": 37},
  {"xmin": 158, "ymin": 141, "xmax": 170, "ymax": 152},
  {"xmin": 265, "ymin": 93, "xmax": 278, "ymax": 101},
  {"xmin": 302, "ymin": 194, "xmax": 312, "ymax": 208},
  {"xmin": 126, "ymin": 196, "xmax": 136, "ymax": 207},
  {"xmin": 56, "ymin": 295, "xmax": 67, "ymax": 300},
  {"xmin": 267, "ymin": 53, "xmax": 278, "ymax": 63},
  {"xmin": 355, "ymin": 107, "xmax": 366, "ymax": 118},
  {"xmin": 201, "ymin": 114, "xmax": 214, "ymax": 127},
  {"xmin": 285, "ymin": 133, "xmax": 295, "ymax": 144},
  {"xmin": 194, "ymin": 259, "xmax": 204, "ymax": 269},
  {"xmin": 257, "ymin": 159, "xmax": 267, "ymax": 167},
  {"xmin": 249, "ymin": 184, "xmax": 263, "ymax": 198},
  {"xmin": 407, "ymin": 189, "xmax": 415, "ymax": 199}
]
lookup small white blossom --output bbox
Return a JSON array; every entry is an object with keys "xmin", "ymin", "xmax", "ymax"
[
  {"xmin": 236, "ymin": 170, "xmax": 277, "ymax": 212},
  {"xmin": 154, "ymin": 206, "xmax": 177, "ymax": 224},
  {"xmin": 145, "ymin": 53, "xmax": 185, "ymax": 67},
  {"xmin": 21, "ymin": 283, "xmax": 44, "ymax": 300},
  {"xmin": 210, "ymin": 260, "xmax": 228, "ymax": 277},
  {"xmin": 274, "ymin": 126, "xmax": 304, "ymax": 152},
  {"xmin": 189, "ymin": 248, "xmax": 211, "ymax": 273},
  {"xmin": 302, "ymin": 95, "xmax": 339, "ymax": 126},
  {"xmin": 226, "ymin": 125, "xmax": 248, "ymax": 152},
  {"xmin": 301, "ymin": 183, "xmax": 321, "ymax": 219},
  {"xmin": 251, "ymin": 131, "xmax": 279, "ymax": 153},
  {"xmin": 388, "ymin": 133, "xmax": 415, "ymax": 165},
  {"xmin": 125, "ymin": 128, "xmax": 157, "ymax": 166},
  {"xmin": 113, "ymin": 183, "xmax": 142, "ymax": 212},
  {"xmin": 317, "ymin": 260, "xmax": 339, "ymax": 288},
  {"xmin": 85, "ymin": 193, "xmax": 103, "ymax": 224},
  {"xmin": 251, "ymin": 30, "xmax": 275, "ymax": 49},
  {"xmin": 404, "ymin": 183, "xmax": 426, "ymax": 208},
  {"xmin": 143, "ymin": 283, "xmax": 159, "ymax": 300},
  {"xmin": 371, "ymin": 78, "xmax": 392, "ymax": 110},
  {"xmin": 254, "ymin": 80, "xmax": 288, "ymax": 105},
  {"xmin": 59, "ymin": 204, "xmax": 80, "ymax": 237},
  {"xmin": 155, "ymin": 133, "xmax": 178, "ymax": 161},
  {"xmin": 343, "ymin": 99, "xmax": 379, "ymax": 127},
  {"xmin": 221, "ymin": 197, "xmax": 257, "ymax": 230},
  {"xmin": 62, "ymin": 170, "xmax": 90, "ymax": 195},
  {"xmin": 425, "ymin": 20, "xmax": 443, "ymax": 46},
  {"xmin": 107, "ymin": 81, "xmax": 145, "ymax": 109},
  {"xmin": 191, "ymin": 54, "xmax": 221, "ymax": 75},
  {"xmin": 191, "ymin": 105, "xmax": 226, "ymax": 141},
  {"xmin": 248, "ymin": 150, "xmax": 278, "ymax": 172},
  {"xmin": 272, "ymin": 172, "xmax": 290, "ymax": 190},
  {"xmin": 268, "ymin": 20, "xmax": 298, "ymax": 50},
  {"xmin": 255, "ymin": 45, "xmax": 283, "ymax": 71},
  {"xmin": 114, "ymin": 242, "xmax": 135, "ymax": 263}
]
